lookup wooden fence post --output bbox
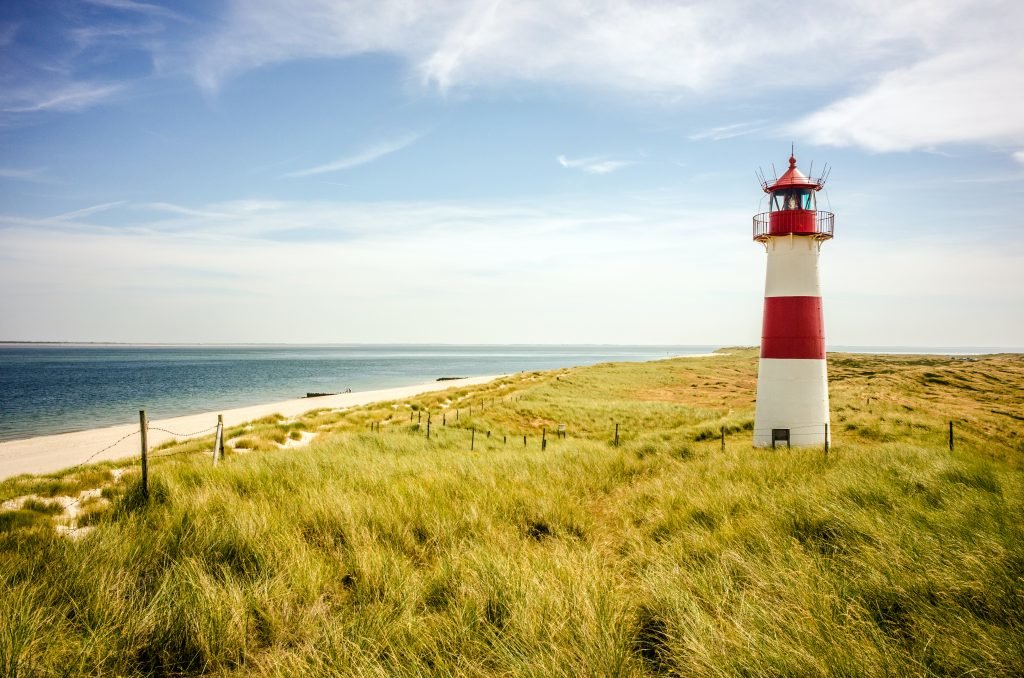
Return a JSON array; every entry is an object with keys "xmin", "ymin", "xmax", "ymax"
[
  {"xmin": 949, "ymin": 421, "xmax": 954, "ymax": 451},
  {"xmin": 824, "ymin": 423, "xmax": 829, "ymax": 457},
  {"xmin": 471, "ymin": 429, "xmax": 475, "ymax": 451},
  {"xmin": 614, "ymin": 423, "xmax": 619, "ymax": 447},
  {"xmin": 720, "ymin": 427, "xmax": 725, "ymax": 452},
  {"xmin": 427, "ymin": 420, "xmax": 431, "ymax": 439},
  {"xmin": 443, "ymin": 412, "xmax": 446, "ymax": 426},
  {"xmin": 139, "ymin": 410, "xmax": 149, "ymax": 501},
  {"xmin": 213, "ymin": 414, "xmax": 223, "ymax": 465},
  {"xmin": 542, "ymin": 428, "xmax": 547, "ymax": 451},
  {"xmin": 523, "ymin": 435, "xmax": 527, "ymax": 447}
]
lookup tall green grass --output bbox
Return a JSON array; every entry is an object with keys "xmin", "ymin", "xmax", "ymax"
[{"xmin": 1, "ymin": 350, "xmax": 1022, "ymax": 675}]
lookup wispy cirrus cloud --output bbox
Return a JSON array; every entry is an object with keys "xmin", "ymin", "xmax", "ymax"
[
  {"xmin": 283, "ymin": 133, "xmax": 421, "ymax": 178},
  {"xmin": 557, "ymin": 155, "xmax": 632, "ymax": 175},
  {"xmin": 2, "ymin": 82, "xmax": 126, "ymax": 114},
  {"xmin": 45, "ymin": 201, "xmax": 127, "ymax": 223},
  {"xmin": 82, "ymin": 0, "xmax": 187, "ymax": 21},
  {"xmin": 0, "ymin": 0, "xmax": 183, "ymax": 123},
  {"xmin": 0, "ymin": 167, "xmax": 45, "ymax": 182},
  {"xmin": 690, "ymin": 121, "xmax": 766, "ymax": 141}
]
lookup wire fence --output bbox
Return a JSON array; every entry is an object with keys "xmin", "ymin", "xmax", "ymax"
[
  {"xmin": 42, "ymin": 390, "xmax": 964, "ymax": 537},
  {"xmin": 44, "ymin": 416, "xmax": 222, "ymax": 534}
]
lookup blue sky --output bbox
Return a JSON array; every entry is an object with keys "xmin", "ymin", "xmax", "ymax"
[{"xmin": 1, "ymin": 0, "xmax": 1022, "ymax": 346}]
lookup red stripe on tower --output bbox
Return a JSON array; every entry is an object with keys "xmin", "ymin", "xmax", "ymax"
[{"xmin": 760, "ymin": 296, "xmax": 825, "ymax": 359}]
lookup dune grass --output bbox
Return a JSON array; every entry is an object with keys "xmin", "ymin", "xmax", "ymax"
[{"xmin": 0, "ymin": 349, "xmax": 1022, "ymax": 675}]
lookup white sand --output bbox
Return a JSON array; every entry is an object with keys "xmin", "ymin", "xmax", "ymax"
[{"xmin": 0, "ymin": 375, "xmax": 501, "ymax": 481}]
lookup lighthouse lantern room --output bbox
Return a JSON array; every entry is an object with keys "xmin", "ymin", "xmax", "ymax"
[{"xmin": 752, "ymin": 151, "xmax": 834, "ymax": 447}]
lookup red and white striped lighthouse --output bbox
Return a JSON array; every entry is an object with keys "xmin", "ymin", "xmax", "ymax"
[{"xmin": 752, "ymin": 152, "xmax": 834, "ymax": 447}]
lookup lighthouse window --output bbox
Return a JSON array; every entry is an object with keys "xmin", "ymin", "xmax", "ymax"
[{"xmin": 770, "ymin": 189, "xmax": 814, "ymax": 211}]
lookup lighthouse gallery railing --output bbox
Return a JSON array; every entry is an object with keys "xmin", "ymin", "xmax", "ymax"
[{"xmin": 753, "ymin": 210, "xmax": 834, "ymax": 241}]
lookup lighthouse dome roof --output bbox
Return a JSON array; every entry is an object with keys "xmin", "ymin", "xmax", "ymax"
[{"xmin": 765, "ymin": 154, "xmax": 824, "ymax": 192}]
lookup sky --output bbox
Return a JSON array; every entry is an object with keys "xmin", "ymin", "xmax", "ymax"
[{"xmin": 1, "ymin": 0, "xmax": 1022, "ymax": 347}]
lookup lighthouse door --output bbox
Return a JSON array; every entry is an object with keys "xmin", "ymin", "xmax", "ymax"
[{"xmin": 771, "ymin": 428, "xmax": 791, "ymax": 449}]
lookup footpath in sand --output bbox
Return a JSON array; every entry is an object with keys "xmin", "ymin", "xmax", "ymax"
[{"xmin": 0, "ymin": 375, "xmax": 500, "ymax": 481}]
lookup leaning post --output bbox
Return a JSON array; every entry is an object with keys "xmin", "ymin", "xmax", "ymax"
[{"xmin": 213, "ymin": 414, "xmax": 224, "ymax": 465}]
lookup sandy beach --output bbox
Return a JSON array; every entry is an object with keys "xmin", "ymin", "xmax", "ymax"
[{"xmin": 0, "ymin": 375, "xmax": 500, "ymax": 481}]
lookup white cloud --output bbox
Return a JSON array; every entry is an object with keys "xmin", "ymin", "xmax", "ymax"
[
  {"xmin": 1014, "ymin": 151, "xmax": 1024, "ymax": 165},
  {"xmin": 557, "ymin": 155, "xmax": 632, "ymax": 175},
  {"xmin": 283, "ymin": 134, "xmax": 421, "ymax": 178},
  {"xmin": 183, "ymin": 0, "xmax": 1024, "ymax": 158},
  {"xmin": 795, "ymin": 45, "xmax": 1024, "ymax": 152},
  {"xmin": 186, "ymin": 1, "xmax": 908, "ymax": 94}
]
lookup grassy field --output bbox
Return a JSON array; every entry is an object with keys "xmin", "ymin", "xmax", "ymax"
[{"xmin": 1, "ymin": 349, "xmax": 1022, "ymax": 676}]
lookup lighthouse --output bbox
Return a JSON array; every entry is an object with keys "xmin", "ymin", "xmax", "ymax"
[{"xmin": 752, "ymin": 151, "xmax": 834, "ymax": 447}]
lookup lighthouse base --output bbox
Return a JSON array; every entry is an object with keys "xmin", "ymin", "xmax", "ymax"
[{"xmin": 753, "ymin": 358, "xmax": 830, "ymax": 447}]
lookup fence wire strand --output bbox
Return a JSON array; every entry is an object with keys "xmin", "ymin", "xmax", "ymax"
[
  {"xmin": 66, "ymin": 429, "xmax": 139, "ymax": 472},
  {"xmin": 147, "ymin": 424, "xmax": 218, "ymax": 438}
]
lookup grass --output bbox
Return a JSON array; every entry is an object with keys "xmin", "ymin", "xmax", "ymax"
[{"xmin": 0, "ymin": 349, "xmax": 1022, "ymax": 675}]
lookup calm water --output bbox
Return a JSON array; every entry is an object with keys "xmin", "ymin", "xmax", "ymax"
[{"xmin": 0, "ymin": 344, "xmax": 712, "ymax": 441}]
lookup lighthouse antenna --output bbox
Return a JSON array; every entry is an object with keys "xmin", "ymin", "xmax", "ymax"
[
  {"xmin": 808, "ymin": 160, "xmax": 814, "ymax": 178},
  {"xmin": 771, "ymin": 163, "xmax": 778, "ymax": 181}
]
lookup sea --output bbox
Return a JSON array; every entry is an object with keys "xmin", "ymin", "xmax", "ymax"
[{"xmin": 0, "ymin": 344, "xmax": 711, "ymax": 442}]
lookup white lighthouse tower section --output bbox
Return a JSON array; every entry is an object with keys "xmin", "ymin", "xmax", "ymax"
[
  {"xmin": 753, "ymin": 360, "xmax": 830, "ymax": 447},
  {"xmin": 763, "ymin": 236, "xmax": 822, "ymax": 297},
  {"xmin": 753, "ymin": 236, "xmax": 831, "ymax": 447}
]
